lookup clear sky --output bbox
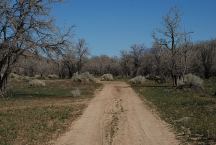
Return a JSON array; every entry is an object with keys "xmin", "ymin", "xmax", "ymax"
[{"xmin": 51, "ymin": 0, "xmax": 216, "ymax": 56}]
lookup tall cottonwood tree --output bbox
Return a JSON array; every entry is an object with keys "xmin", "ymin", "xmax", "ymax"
[
  {"xmin": 0, "ymin": 0, "xmax": 69, "ymax": 92},
  {"xmin": 153, "ymin": 7, "xmax": 188, "ymax": 86}
]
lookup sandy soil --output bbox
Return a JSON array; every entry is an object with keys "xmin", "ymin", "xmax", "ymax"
[{"xmin": 54, "ymin": 81, "xmax": 180, "ymax": 145}]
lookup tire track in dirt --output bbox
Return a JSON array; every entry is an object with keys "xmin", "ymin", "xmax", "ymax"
[{"xmin": 54, "ymin": 81, "xmax": 180, "ymax": 145}]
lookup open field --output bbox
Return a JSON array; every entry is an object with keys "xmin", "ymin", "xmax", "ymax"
[
  {"xmin": 131, "ymin": 79, "xmax": 216, "ymax": 145},
  {"xmin": 0, "ymin": 79, "xmax": 101, "ymax": 145}
]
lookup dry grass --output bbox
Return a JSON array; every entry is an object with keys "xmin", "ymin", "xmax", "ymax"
[{"xmin": 0, "ymin": 79, "xmax": 102, "ymax": 145}]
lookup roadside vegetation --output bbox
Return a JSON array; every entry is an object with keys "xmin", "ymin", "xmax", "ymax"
[
  {"xmin": 0, "ymin": 78, "xmax": 101, "ymax": 145},
  {"xmin": 131, "ymin": 78, "xmax": 216, "ymax": 145}
]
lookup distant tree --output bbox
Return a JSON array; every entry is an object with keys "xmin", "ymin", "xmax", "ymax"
[
  {"xmin": 151, "ymin": 42, "xmax": 164, "ymax": 76},
  {"xmin": 130, "ymin": 44, "xmax": 145, "ymax": 76},
  {"xmin": 180, "ymin": 34, "xmax": 193, "ymax": 79},
  {"xmin": 75, "ymin": 39, "xmax": 89, "ymax": 73},
  {"xmin": 62, "ymin": 48, "xmax": 77, "ymax": 78},
  {"xmin": 198, "ymin": 40, "xmax": 216, "ymax": 79},
  {"xmin": 120, "ymin": 51, "xmax": 132, "ymax": 77}
]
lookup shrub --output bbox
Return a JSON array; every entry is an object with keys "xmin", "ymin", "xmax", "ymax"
[
  {"xmin": 183, "ymin": 74, "xmax": 203, "ymax": 88},
  {"xmin": 129, "ymin": 76, "xmax": 146, "ymax": 84},
  {"xmin": 70, "ymin": 88, "xmax": 81, "ymax": 97},
  {"xmin": 71, "ymin": 72, "xmax": 96, "ymax": 83},
  {"xmin": 28, "ymin": 79, "xmax": 46, "ymax": 87},
  {"xmin": 47, "ymin": 74, "xmax": 58, "ymax": 79},
  {"xmin": 100, "ymin": 74, "xmax": 114, "ymax": 81}
]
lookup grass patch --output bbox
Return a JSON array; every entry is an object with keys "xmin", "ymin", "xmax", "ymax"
[
  {"xmin": 131, "ymin": 79, "xmax": 216, "ymax": 145},
  {"xmin": 204, "ymin": 77, "xmax": 216, "ymax": 96},
  {"xmin": 0, "ymin": 79, "xmax": 102, "ymax": 145},
  {"xmin": 6, "ymin": 79, "xmax": 101, "ymax": 98},
  {"xmin": 0, "ymin": 105, "xmax": 84, "ymax": 145}
]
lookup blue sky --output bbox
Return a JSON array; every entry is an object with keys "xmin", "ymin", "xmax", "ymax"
[{"xmin": 51, "ymin": 0, "xmax": 216, "ymax": 56}]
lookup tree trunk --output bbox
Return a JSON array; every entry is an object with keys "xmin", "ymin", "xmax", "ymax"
[
  {"xmin": 0, "ymin": 73, "xmax": 9, "ymax": 94},
  {"xmin": 204, "ymin": 67, "xmax": 210, "ymax": 79}
]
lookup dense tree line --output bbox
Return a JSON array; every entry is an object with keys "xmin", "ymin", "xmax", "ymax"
[{"xmin": 15, "ymin": 38, "xmax": 216, "ymax": 82}]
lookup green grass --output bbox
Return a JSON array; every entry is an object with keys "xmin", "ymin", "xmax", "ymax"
[
  {"xmin": 7, "ymin": 79, "xmax": 101, "ymax": 98},
  {"xmin": 0, "ymin": 79, "xmax": 102, "ymax": 145},
  {"xmin": 204, "ymin": 77, "xmax": 216, "ymax": 96},
  {"xmin": 131, "ymin": 79, "xmax": 216, "ymax": 145}
]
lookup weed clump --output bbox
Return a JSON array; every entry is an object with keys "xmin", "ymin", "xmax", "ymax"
[
  {"xmin": 101, "ymin": 74, "xmax": 114, "ymax": 81},
  {"xmin": 70, "ymin": 88, "xmax": 81, "ymax": 97},
  {"xmin": 129, "ymin": 76, "xmax": 146, "ymax": 84},
  {"xmin": 28, "ymin": 79, "xmax": 46, "ymax": 87}
]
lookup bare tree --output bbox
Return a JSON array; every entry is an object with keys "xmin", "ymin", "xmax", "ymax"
[
  {"xmin": 0, "ymin": 0, "xmax": 70, "ymax": 92},
  {"xmin": 153, "ymin": 7, "xmax": 187, "ymax": 86},
  {"xmin": 75, "ymin": 39, "xmax": 89, "ymax": 73},
  {"xmin": 180, "ymin": 34, "xmax": 193, "ymax": 79},
  {"xmin": 130, "ymin": 44, "xmax": 145, "ymax": 76},
  {"xmin": 120, "ymin": 51, "xmax": 132, "ymax": 77},
  {"xmin": 62, "ymin": 48, "xmax": 77, "ymax": 78}
]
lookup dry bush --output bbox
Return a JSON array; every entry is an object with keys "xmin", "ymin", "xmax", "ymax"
[
  {"xmin": 34, "ymin": 75, "xmax": 41, "ymax": 79},
  {"xmin": 129, "ymin": 76, "xmax": 146, "ymax": 84},
  {"xmin": 100, "ymin": 74, "xmax": 114, "ymax": 81},
  {"xmin": 9, "ymin": 73, "xmax": 23, "ymax": 80},
  {"xmin": 10, "ymin": 73, "xmax": 31, "ymax": 81},
  {"xmin": 22, "ymin": 76, "xmax": 31, "ymax": 82},
  {"xmin": 183, "ymin": 74, "xmax": 203, "ymax": 88},
  {"xmin": 28, "ymin": 79, "xmax": 46, "ymax": 87},
  {"xmin": 47, "ymin": 74, "xmax": 58, "ymax": 79},
  {"xmin": 71, "ymin": 72, "xmax": 96, "ymax": 83},
  {"xmin": 70, "ymin": 88, "xmax": 81, "ymax": 97}
]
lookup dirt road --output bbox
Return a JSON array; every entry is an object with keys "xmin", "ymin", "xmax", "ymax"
[{"xmin": 54, "ymin": 81, "xmax": 179, "ymax": 145}]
